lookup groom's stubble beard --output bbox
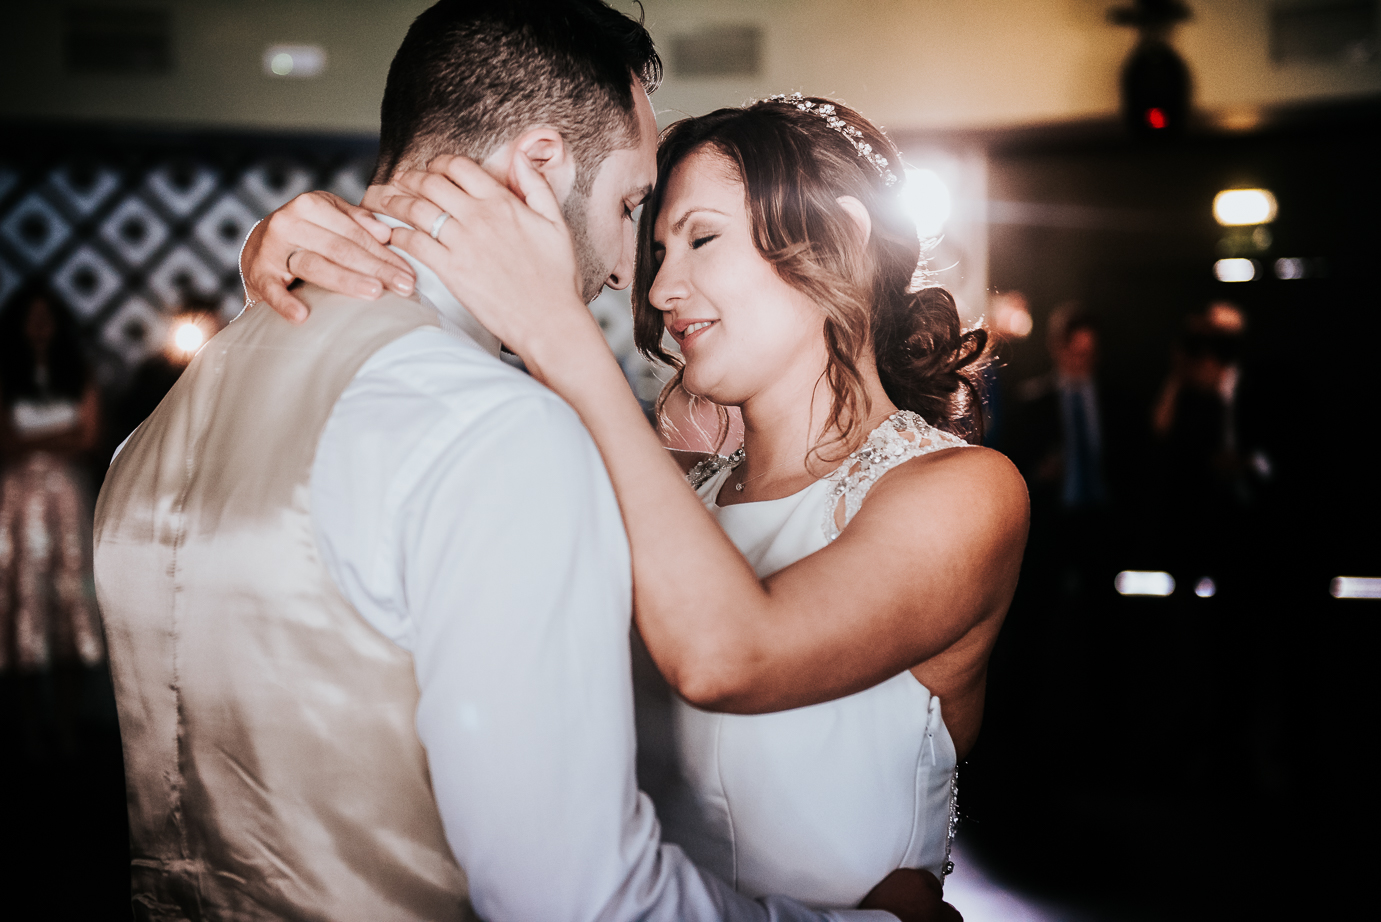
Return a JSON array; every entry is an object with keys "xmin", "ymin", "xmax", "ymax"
[{"xmin": 561, "ymin": 187, "xmax": 608, "ymax": 304}]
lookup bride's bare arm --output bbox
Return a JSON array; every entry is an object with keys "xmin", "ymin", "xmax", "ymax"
[
  {"xmin": 240, "ymin": 190, "xmax": 417, "ymax": 323},
  {"xmin": 379, "ymin": 155, "xmax": 1028, "ymax": 716}
]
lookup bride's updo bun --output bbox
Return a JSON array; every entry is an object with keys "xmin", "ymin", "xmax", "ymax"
[{"xmin": 631, "ymin": 95, "xmax": 987, "ymax": 456}]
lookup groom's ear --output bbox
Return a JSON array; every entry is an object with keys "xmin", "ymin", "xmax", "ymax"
[{"xmin": 492, "ymin": 127, "xmax": 576, "ymax": 205}]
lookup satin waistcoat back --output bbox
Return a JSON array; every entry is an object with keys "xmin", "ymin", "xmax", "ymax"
[{"xmin": 94, "ymin": 290, "xmax": 473, "ymax": 921}]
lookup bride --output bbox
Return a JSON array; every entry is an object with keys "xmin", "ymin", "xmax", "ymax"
[{"xmin": 244, "ymin": 95, "xmax": 1028, "ymax": 908}]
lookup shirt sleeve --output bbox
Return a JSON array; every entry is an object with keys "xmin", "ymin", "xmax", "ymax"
[{"xmin": 388, "ymin": 393, "xmax": 893, "ymax": 922}]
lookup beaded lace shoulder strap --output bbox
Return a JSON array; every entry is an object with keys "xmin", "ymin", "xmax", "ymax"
[{"xmin": 823, "ymin": 410, "xmax": 972, "ymax": 541}]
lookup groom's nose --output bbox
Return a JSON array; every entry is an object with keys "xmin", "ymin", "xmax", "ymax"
[{"xmin": 604, "ymin": 223, "xmax": 636, "ymax": 291}]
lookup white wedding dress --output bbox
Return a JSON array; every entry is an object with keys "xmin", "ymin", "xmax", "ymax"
[{"xmin": 642, "ymin": 410, "xmax": 972, "ymax": 908}]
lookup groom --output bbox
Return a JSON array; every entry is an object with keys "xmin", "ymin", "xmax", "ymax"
[{"xmin": 97, "ymin": 2, "xmax": 950, "ymax": 920}]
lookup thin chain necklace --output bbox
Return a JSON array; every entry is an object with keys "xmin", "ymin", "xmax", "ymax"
[{"xmin": 730, "ymin": 449, "xmax": 803, "ymax": 493}]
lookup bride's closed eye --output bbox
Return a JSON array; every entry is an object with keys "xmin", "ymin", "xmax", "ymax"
[{"xmin": 691, "ymin": 234, "xmax": 718, "ymax": 249}]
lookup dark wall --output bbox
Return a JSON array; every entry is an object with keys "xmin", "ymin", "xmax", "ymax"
[{"xmin": 963, "ymin": 108, "xmax": 1380, "ymax": 918}]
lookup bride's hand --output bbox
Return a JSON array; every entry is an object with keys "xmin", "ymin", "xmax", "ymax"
[
  {"xmin": 860, "ymin": 869, "xmax": 962, "ymax": 922},
  {"xmin": 376, "ymin": 155, "xmax": 594, "ymax": 365},
  {"xmin": 241, "ymin": 190, "xmax": 417, "ymax": 324}
]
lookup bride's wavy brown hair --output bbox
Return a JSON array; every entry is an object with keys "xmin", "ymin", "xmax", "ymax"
[{"xmin": 631, "ymin": 97, "xmax": 988, "ymax": 459}]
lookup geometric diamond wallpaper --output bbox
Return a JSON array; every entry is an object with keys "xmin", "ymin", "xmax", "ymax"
[{"xmin": 0, "ymin": 126, "xmax": 378, "ymax": 390}]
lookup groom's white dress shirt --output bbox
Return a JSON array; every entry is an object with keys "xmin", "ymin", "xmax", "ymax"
[{"xmin": 309, "ymin": 233, "xmax": 894, "ymax": 922}]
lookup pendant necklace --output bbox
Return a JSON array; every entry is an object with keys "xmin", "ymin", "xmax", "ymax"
[{"xmin": 731, "ymin": 449, "xmax": 799, "ymax": 493}]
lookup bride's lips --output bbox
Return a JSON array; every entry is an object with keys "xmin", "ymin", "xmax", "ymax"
[{"xmin": 670, "ymin": 318, "xmax": 718, "ymax": 349}]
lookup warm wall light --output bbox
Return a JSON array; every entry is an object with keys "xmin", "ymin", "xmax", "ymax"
[
  {"xmin": 1331, "ymin": 577, "xmax": 1381, "ymax": 599},
  {"xmin": 263, "ymin": 44, "xmax": 327, "ymax": 78},
  {"xmin": 989, "ymin": 291, "xmax": 1033, "ymax": 338},
  {"xmin": 901, "ymin": 168, "xmax": 951, "ymax": 239},
  {"xmin": 1213, "ymin": 189, "xmax": 1277, "ymax": 226},
  {"xmin": 173, "ymin": 320, "xmax": 206, "ymax": 355},
  {"xmin": 1115, "ymin": 571, "xmax": 1176, "ymax": 597},
  {"xmin": 1214, "ymin": 258, "xmax": 1256, "ymax": 282}
]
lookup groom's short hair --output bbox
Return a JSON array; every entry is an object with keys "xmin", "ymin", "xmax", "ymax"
[{"xmin": 373, "ymin": 0, "xmax": 661, "ymax": 193}]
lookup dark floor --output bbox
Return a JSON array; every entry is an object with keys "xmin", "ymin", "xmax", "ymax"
[
  {"xmin": 1, "ymin": 666, "xmax": 130, "ymax": 920},
  {"xmin": 2, "ymin": 567, "xmax": 1372, "ymax": 922}
]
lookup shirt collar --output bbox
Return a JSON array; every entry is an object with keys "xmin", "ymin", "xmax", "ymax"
[{"xmin": 374, "ymin": 213, "xmax": 502, "ymax": 359}]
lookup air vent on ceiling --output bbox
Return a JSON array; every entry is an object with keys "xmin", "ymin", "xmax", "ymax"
[
  {"xmin": 64, "ymin": 6, "xmax": 173, "ymax": 75},
  {"xmin": 672, "ymin": 24, "xmax": 762, "ymax": 78},
  {"xmin": 1270, "ymin": 1, "xmax": 1378, "ymax": 65}
]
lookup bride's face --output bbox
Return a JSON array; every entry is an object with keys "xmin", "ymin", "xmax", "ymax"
[{"xmin": 649, "ymin": 149, "xmax": 828, "ymax": 407}]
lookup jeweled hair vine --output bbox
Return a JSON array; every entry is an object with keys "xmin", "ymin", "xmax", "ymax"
[{"xmin": 763, "ymin": 93, "xmax": 898, "ymax": 186}]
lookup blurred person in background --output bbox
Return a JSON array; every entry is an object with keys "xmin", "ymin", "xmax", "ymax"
[
  {"xmin": 1152, "ymin": 302, "xmax": 1250, "ymax": 510},
  {"xmin": 1010, "ymin": 304, "xmax": 1107, "ymax": 517},
  {"xmin": 1006, "ymin": 304, "xmax": 1126, "ymax": 602},
  {"xmin": 0, "ymin": 282, "xmax": 105, "ymax": 755},
  {"xmin": 1149, "ymin": 301, "xmax": 1268, "ymax": 582}
]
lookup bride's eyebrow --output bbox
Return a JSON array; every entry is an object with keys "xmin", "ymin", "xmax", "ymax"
[{"xmin": 671, "ymin": 207, "xmax": 728, "ymax": 235}]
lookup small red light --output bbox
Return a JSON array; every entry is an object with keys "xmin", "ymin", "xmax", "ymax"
[{"xmin": 1146, "ymin": 107, "xmax": 1168, "ymax": 129}]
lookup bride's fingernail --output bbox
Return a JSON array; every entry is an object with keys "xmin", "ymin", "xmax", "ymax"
[
  {"xmin": 363, "ymin": 280, "xmax": 383, "ymax": 298},
  {"xmin": 392, "ymin": 276, "xmax": 414, "ymax": 295}
]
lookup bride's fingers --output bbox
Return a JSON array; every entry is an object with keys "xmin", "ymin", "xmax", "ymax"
[
  {"xmin": 284, "ymin": 220, "xmax": 408, "ymax": 300},
  {"xmin": 390, "ymin": 170, "xmax": 491, "ymax": 228},
  {"xmin": 374, "ymin": 187, "xmax": 453, "ymax": 242},
  {"xmin": 289, "ymin": 249, "xmax": 399, "ymax": 303},
  {"xmin": 256, "ymin": 194, "xmax": 415, "ymax": 302},
  {"xmin": 385, "ymin": 222, "xmax": 455, "ymax": 276},
  {"xmin": 255, "ymin": 277, "xmax": 311, "ymax": 325},
  {"xmin": 289, "ymin": 192, "xmax": 413, "ymax": 280},
  {"xmin": 511, "ymin": 155, "xmax": 564, "ymax": 227},
  {"xmin": 343, "ymin": 204, "xmax": 396, "ymax": 247},
  {"xmin": 429, "ymin": 154, "xmax": 507, "ymax": 199}
]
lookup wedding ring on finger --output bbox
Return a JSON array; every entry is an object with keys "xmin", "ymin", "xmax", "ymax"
[
  {"xmin": 429, "ymin": 210, "xmax": 453, "ymax": 240},
  {"xmin": 286, "ymin": 247, "xmax": 305, "ymax": 278}
]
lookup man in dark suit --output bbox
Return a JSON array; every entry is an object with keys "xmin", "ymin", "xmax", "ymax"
[{"xmin": 1009, "ymin": 304, "xmax": 1109, "ymax": 519}]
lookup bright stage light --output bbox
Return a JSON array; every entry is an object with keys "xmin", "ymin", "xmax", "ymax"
[
  {"xmin": 173, "ymin": 321, "xmax": 206, "ymax": 355},
  {"xmin": 1194, "ymin": 577, "xmax": 1217, "ymax": 598},
  {"xmin": 1213, "ymin": 189, "xmax": 1277, "ymax": 226},
  {"xmin": 1214, "ymin": 258, "xmax": 1256, "ymax": 283},
  {"xmin": 1114, "ymin": 570, "xmax": 1176, "ymax": 597},
  {"xmin": 1331, "ymin": 577, "xmax": 1381, "ymax": 599},
  {"xmin": 901, "ymin": 168, "xmax": 951, "ymax": 239}
]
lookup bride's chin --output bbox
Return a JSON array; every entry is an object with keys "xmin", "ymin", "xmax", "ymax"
[
  {"xmin": 684, "ymin": 384, "xmax": 741, "ymax": 409},
  {"xmin": 683, "ymin": 360, "xmax": 751, "ymax": 406}
]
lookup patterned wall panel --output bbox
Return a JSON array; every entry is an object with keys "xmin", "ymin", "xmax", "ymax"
[{"xmin": 0, "ymin": 125, "xmax": 379, "ymax": 390}]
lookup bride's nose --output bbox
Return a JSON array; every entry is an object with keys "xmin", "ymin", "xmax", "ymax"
[{"xmin": 648, "ymin": 259, "xmax": 686, "ymax": 314}]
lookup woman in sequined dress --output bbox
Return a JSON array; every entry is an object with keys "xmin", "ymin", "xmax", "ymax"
[
  {"xmin": 0, "ymin": 284, "xmax": 106, "ymax": 677},
  {"xmin": 246, "ymin": 96, "xmax": 1028, "ymax": 908}
]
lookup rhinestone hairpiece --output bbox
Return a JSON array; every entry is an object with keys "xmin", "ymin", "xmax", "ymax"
[{"xmin": 766, "ymin": 93, "xmax": 897, "ymax": 186}]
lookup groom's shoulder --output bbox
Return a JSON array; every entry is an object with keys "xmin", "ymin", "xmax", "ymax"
[{"xmin": 335, "ymin": 320, "xmax": 588, "ymax": 452}]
